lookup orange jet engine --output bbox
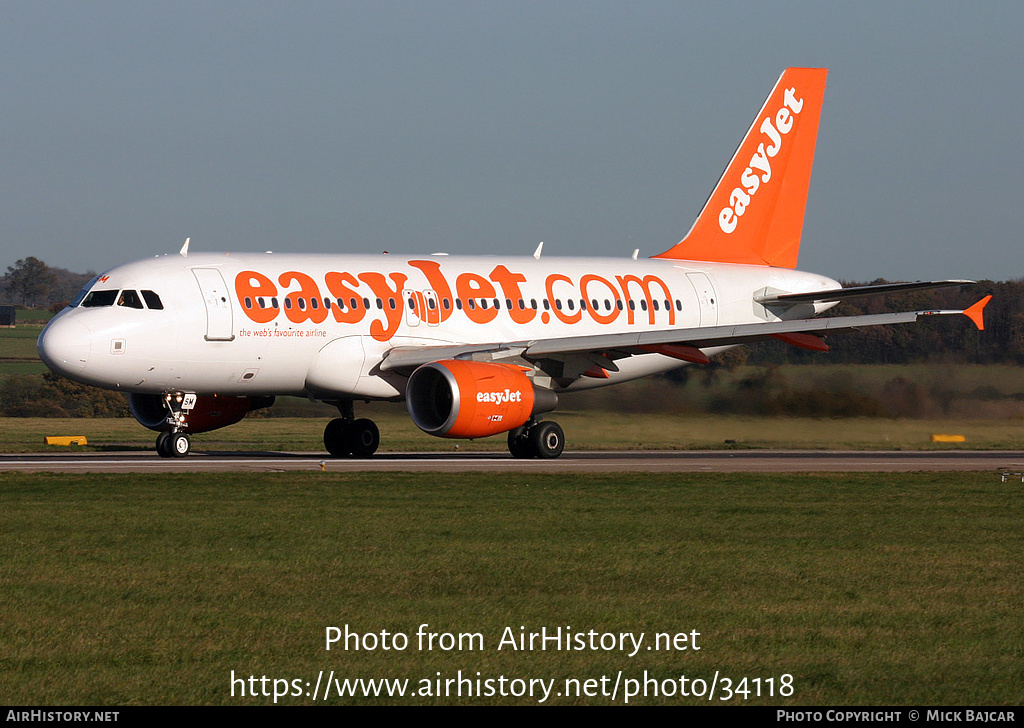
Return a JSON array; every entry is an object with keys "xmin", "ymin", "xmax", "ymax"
[{"xmin": 406, "ymin": 360, "xmax": 557, "ymax": 439}]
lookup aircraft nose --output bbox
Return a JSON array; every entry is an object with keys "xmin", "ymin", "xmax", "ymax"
[{"xmin": 38, "ymin": 315, "xmax": 92, "ymax": 373}]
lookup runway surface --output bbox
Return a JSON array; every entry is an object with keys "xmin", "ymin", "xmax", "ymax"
[{"xmin": 4, "ymin": 450, "xmax": 1024, "ymax": 474}]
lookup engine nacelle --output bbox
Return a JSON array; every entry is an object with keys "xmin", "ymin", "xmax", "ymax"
[
  {"xmin": 128, "ymin": 393, "xmax": 275, "ymax": 434},
  {"xmin": 406, "ymin": 360, "xmax": 557, "ymax": 439}
]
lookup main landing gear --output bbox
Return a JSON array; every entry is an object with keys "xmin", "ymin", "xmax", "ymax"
[
  {"xmin": 507, "ymin": 420, "xmax": 565, "ymax": 459},
  {"xmin": 155, "ymin": 392, "xmax": 193, "ymax": 459},
  {"xmin": 323, "ymin": 401, "xmax": 380, "ymax": 458}
]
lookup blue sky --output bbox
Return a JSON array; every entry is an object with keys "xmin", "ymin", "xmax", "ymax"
[{"xmin": 2, "ymin": 1, "xmax": 1021, "ymax": 281}]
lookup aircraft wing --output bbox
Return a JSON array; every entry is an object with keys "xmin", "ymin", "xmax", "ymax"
[{"xmin": 380, "ymin": 296, "xmax": 991, "ymax": 374}]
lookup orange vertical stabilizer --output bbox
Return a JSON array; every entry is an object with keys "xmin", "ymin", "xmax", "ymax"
[{"xmin": 654, "ymin": 68, "xmax": 828, "ymax": 268}]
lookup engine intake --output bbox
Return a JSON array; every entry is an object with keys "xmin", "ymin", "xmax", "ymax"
[{"xmin": 406, "ymin": 360, "xmax": 557, "ymax": 439}]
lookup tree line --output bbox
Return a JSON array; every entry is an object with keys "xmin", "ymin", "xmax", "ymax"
[{"xmin": 2, "ymin": 257, "xmax": 96, "ymax": 310}]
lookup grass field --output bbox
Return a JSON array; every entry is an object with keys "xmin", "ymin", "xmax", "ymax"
[
  {"xmin": 0, "ymin": 325, "xmax": 48, "ymax": 376},
  {"xmin": 3, "ymin": 309, "xmax": 52, "ymax": 324},
  {"xmin": 0, "ymin": 471, "xmax": 1020, "ymax": 705},
  {"xmin": 5, "ymin": 411, "xmax": 1024, "ymax": 454},
  {"xmin": 0, "ymin": 325, "xmax": 44, "ymax": 356}
]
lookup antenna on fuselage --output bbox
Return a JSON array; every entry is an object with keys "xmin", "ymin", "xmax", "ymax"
[
  {"xmin": 179, "ymin": 237, "xmax": 190, "ymax": 257},
  {"xmin": 631, "ymin": 249, "xmax": 639, "ymax": 260},
  {"xmin": 533, "ymin": 241, "xmax": 544, "ymax": 260}
]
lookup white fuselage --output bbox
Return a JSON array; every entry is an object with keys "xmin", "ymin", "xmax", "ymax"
[{"xmin": 38, "ymin": 252, "xmax": 840, "ymax": 400}]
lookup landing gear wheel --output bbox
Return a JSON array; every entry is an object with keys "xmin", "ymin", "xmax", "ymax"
[
  {"xmin": 507, "ymin": 426, "xmax": 532, "ymax": 459},
  {"xmin": 324, "ymin": 418, "xmax": 353, "ymax": 457},
  {"xmin": 156, "ymin": 431, "xmax": 173, "ymax": 458},
  {"xmin": 170, "ymin": 432, "xmax": 191, "ymax": 458},
  {"xmin": 529, "ymin": 421, "xmax": 565, "ymax": 459},
  {"xmin": 349, "ymin": 418, "xmax": 380, "ymax": 457}
]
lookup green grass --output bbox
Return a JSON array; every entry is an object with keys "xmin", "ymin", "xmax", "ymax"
[
  {"xmin": 0, "ymin": 362, "xmax": 48, "ymax": 375},
  {"xmin": 6, "ymin": 308, "xmax": 53, "ymax": 323},
  {"xmin": 0, "ymin": 471, "xmax": 1020, "ymax": 705},
  {"xmin": 0, "ymin": 326, "xmax": 44, "ymax": 361},
  {"xmin": 0, "ymin": 325, "xmax": 46, "ymax": 376},
  {"xmin": 4, "ymin": 411, "xmax": 1024, "ymax": 454}
]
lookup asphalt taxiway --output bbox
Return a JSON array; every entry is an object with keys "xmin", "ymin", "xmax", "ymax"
[{"xmin": 3, "ymin": 450, "xmax": 1024, "ymax": 474}]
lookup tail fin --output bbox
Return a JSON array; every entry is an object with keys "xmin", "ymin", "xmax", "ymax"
[{"xmin": 654, "ymin": 68, "xmax": 827, "ymax": 268}]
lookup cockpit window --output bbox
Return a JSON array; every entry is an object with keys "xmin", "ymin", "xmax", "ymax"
[
  {"xmin": 118, "ymin": 290, "xmax": 144, "ymax": 309},
  {"xmin": 81, "ymin": 290, "xmax": 118, "ymax": 308},
  {"xmin": 76, "ymin": 286, "xmax": 163, "ymax": 310},
  {"xmin": 141, "ymin": 290, "xmax": 164, "ymax": 310}
]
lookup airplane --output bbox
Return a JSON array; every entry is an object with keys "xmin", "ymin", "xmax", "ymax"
[{"xmin": 37, "ymin": 68, "xmax": 990, "ymax": 459}]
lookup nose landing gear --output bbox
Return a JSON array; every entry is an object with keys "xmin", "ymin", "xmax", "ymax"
[
  {"xmin": 155, "ymin": 392, "xmax": 194, "ymax": 459},
  {"xmin": 156, "ymin": 430, "xmax": 191, "ymax": 458}
]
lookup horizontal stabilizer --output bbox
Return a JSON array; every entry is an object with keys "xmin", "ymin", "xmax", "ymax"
[{"xmin": 755, "ymin": 280, "xmax": 975, "ymax": 305}]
